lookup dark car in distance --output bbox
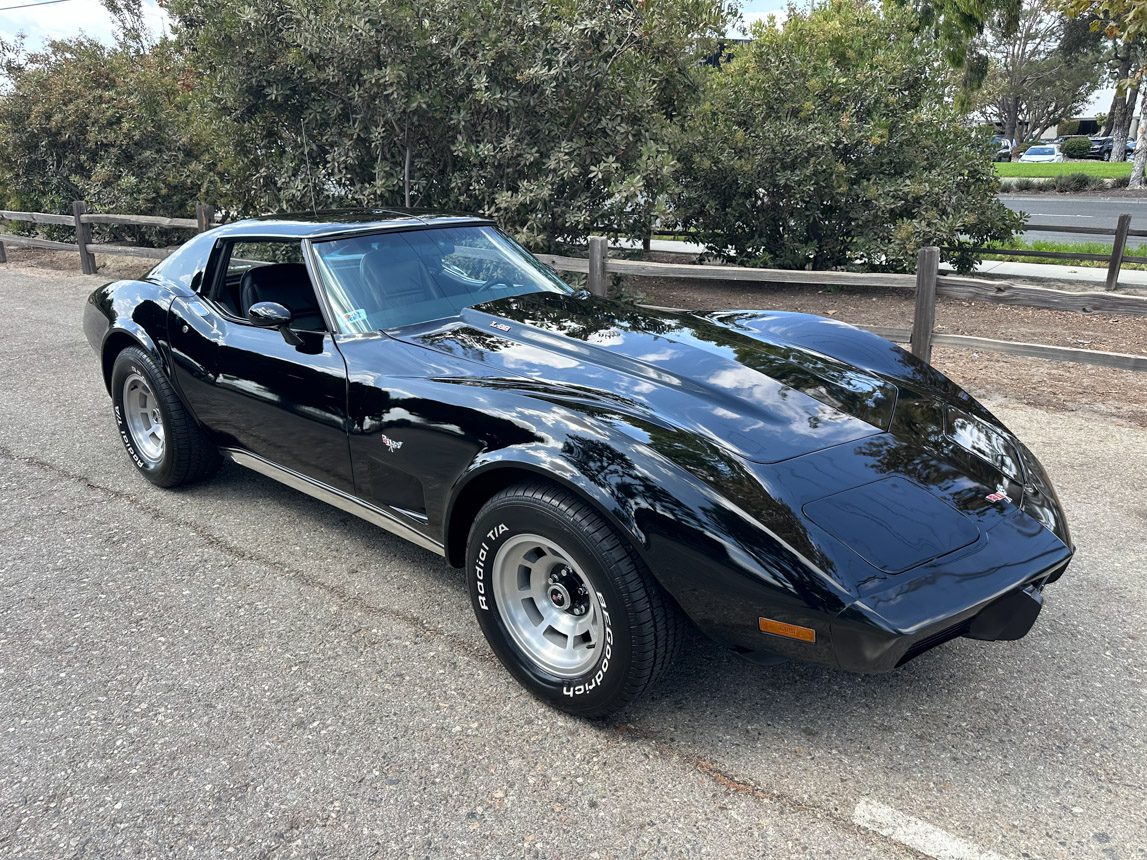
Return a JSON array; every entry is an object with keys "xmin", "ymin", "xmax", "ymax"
[
  {"xmin": 84, "ymin": 210, "xmax": 1073, "ymax": 716},
  {"xmin": 1087, "ymin": 135, "xmax": 1135, "ymax": 160}
]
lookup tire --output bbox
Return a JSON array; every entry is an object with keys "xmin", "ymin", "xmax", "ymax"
[
  {"xmin": 466, "ymin": 481, "xmax": 683, "ymax": 717},
  {"xmin": 109, "ymin": 346, "xmax": 219, "ymax": 487}
]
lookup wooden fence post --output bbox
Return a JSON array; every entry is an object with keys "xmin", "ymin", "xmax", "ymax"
[
  {"xmin": 1105, "ymin": 213, "xmax": 1131, "ymax": 291},
  {"xmin": 587, "ymin": 235, "xmax": 608, "ymax": 297},
  {"xmin": 195, "ymin": 202, "xmax": 216, "ymax": 233},
  {"xmin": 72, "ymin": 200, "xmax": 97, "ymax": 274},
  {"xmin": 0, "ymin": 240, "xmax": 6, "ymax": 264},
  {"xmin": 910, "ymin": 246, "xmax": 940, "ymax": 363}
]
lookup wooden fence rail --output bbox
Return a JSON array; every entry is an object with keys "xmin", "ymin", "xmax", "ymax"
[
  {"xmin": 0, "ymin": 200, "xmax": 217, "ymax": 270},
  {"xmin": 539, "ymin": 239, "xmax": 1147, "ymax": 373}
]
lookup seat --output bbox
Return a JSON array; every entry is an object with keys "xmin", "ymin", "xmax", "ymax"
[
  {"xmin": 239, "ymin": 263, "xmax": 325, "ymax": 331},
  {"xmin": 358, "ymin": 244, "xmax": 443, "ymax": 315}
]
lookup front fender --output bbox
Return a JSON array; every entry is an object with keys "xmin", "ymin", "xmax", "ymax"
[{"xmin": 444, "ymin": 420, "xmax": 849, "ymax": 666}]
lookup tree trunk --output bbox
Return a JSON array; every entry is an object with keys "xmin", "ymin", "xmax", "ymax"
[
  {"xmin": 1113, "ymin": 84, "xmax": 1140, "ymax": 162},
  {"xmin": 1129, "ymin": 88, "xmax": 1147, "ymax": 189},
  {"xmin": 1104, "ymin": 46, "xmax": 1133, "ymax": 137},
  {"xmin": 1003, "ymin": 95, "xmax": 1020, "ymax": 142}
]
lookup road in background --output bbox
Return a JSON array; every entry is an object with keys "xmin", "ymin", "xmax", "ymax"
[
  {"xmin": 1001, "ymin": 193, "xmax": 1147, "ymax": 245},
  {"xmin": 1, "ymin": 266, "xmax": 1144, "ymax": 859}
]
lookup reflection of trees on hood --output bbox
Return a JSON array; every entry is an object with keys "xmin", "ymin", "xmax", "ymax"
[{"xmin": 484, "ymin": 294, "xmax": 680, "ymax": 339}]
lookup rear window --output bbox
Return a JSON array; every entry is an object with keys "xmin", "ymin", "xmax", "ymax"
[{"xmin": 148, "ymin": 232, "xmax": 213, "ymax": 290}]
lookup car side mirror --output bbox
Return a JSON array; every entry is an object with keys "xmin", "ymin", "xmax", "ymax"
[{"xmin": 248, "ymin": 301, "xmax": 303, "ymax": 346}]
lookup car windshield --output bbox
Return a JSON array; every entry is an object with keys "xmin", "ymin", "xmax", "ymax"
[
  {"xmin": 311, "ymin": 225, "xmax": 572, "ymax": 333},
  {"xmin": 1027, "ymin": 146, "xmax": 1055, "ymax": 155}
]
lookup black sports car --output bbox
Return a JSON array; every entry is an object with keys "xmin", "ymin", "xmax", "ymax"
[{"xmin": 84, "ymin": 210, "xmax": 1073, "ymax": 716}]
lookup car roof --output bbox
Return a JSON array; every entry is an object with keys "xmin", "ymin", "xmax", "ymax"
[{"xmin": 211, "ymin": 208, "xmax": 495, "ymax": 241}]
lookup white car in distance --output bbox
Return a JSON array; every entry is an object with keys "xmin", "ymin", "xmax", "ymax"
[{"xmin": 1019, "ymin": 144, "xmax": 1064, "ymax": 163}]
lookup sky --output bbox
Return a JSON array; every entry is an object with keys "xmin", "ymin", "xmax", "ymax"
[{"xmin": 0, "ymin": 0, "xmax": 167, "ymax": 49}]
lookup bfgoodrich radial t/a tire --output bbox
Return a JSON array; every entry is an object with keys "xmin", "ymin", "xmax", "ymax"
[
  {"xmin": 466, "ymin": 481, "xmax": 683, "ymax": 717},
  {"xmin": 109, "ymin": 346, "xmax": 219, "ymax": 488}
]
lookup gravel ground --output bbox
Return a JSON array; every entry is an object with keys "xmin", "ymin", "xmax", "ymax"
[{"xmin": 0, "ymin": 263, "xmax": 1144, "ymax": 859}]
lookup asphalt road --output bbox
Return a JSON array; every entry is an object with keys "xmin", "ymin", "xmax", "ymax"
[
  {"xmin": 1001, "ymin": 193, "xmax": 1147, "ymax": 245},
  {"xmin": 1, "ymin": 265, "xmax": 1145, "ymax": 859}
]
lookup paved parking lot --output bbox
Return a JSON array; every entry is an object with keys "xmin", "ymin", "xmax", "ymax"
[{"xmin": 1, "ymin": 265, "xmax": 1144, "ymax": 859}]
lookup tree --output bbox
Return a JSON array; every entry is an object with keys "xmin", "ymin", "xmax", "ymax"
[
  {"xmin": 161, "ymin": 0, "xmax": 732, "ymax": 250},
  {"xmin": 1067, "ymin": 0, "xmax": 1147, "ymax": 184},
  {"xmin": 669, "ymin": 0, "xmax": 1022, "ymax": 274},
  {"xmin": 0, "ymin": 35, "xmax": 222, "ymax": 230},
  {"xmin": 971, "ymin": 0, "xmax": 1104, "ymax": 142}
]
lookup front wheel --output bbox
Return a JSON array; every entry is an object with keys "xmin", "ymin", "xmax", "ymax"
[
  {"xmin": 466, "ymin": 481, "xmax": 683, "ymax": 717},
  {"xmin": 109, "ymin": 346, "xmax": 219, "ymax": 487}
]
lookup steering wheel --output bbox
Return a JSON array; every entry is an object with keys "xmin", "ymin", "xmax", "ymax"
[{"xmin": 477, "ymin": 276, "xmax": 513, "ymax": 293}]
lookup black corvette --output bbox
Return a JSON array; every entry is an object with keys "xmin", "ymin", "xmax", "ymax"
[{"xmin": 84, "ymin": 210, "xmax": 1073, "ymax": 716}]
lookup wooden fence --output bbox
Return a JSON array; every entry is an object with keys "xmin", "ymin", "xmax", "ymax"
[
  {"xmin": 536, "ymin": 240, "xmax": 1147, "ymax": 373},
  {"xmin": 0, "ymin": 201, "xmax": 216, "ymax": 273},
  {"xmin": 2, "ymin": 203, "xmax": 1145, "ymax": 372},
  {"xmin": 967, "ymin": 214, "xmax": 1147, "ymax": 292}
]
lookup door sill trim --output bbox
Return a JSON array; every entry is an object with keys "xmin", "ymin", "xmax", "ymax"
[{"xmin": 222, "ymin": 448, "xmax": 445, "ymax": 557}]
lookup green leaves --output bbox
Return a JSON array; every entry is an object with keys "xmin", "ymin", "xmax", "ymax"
[
  {"xmin": 671, "ymin": 0, "xmax": 1021, "ymax": 273},
  {"xmin": 0, "ymin": 36, "xmax": 222, "ymax": 236},
  {"xmin": 158, "ymin": 0, "xmax": 730, "ymax": 250}
]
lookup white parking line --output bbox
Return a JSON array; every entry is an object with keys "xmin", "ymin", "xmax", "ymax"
[{"xmin": 852, "ymin": 799, "xmax": 1014, "ymax": 860}]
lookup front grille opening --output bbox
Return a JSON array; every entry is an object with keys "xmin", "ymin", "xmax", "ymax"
[{"xmin": 896, "ymin": 620, "xmax": 971, "ymax": 667}]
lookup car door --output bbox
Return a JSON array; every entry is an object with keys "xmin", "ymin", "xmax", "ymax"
[{"xmin": 167, "ymin": 236, "xmax": 355, "ymax": 493}]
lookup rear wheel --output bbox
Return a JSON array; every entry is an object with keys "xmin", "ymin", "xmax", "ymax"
[
  {"xmin": 466, "ymin": 481, "xmax": 683, "ymax": 717},
  {"xmin": 110, "ymin": 346, "xmax": 219, "ymax": 487}
]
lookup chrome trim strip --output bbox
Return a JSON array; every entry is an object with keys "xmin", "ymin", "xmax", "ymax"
[{"xmin": 223, "ymin": 448, "xmax": 445, "ymax": 556}]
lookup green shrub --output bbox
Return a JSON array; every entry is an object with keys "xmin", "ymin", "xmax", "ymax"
[
  {"xmin": 164, "ymin": 0, "xmax": 730, "ymax": 250},
  {"xmin": 670, "ymin": 0, "xmax": 1021, "ymax": 274},
  {"xmin": 1012, "ymin": 177, "xmax": 1037, "ymax": 191},
  {"xmin": 1062, "ymin": 136, "xmax": 1092, "ymax": 159},
  {"xmin": 1052, "ymin": 173, "xmax": 1094, "ymax": 192},
  {"xmin": 0, "ymin": 37, "xmax": 221, "ymax": 239}
]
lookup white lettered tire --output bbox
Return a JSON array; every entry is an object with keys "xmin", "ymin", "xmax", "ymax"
[
  {"xmin": 109, "ymin": 346, "xmax": 219, "ymax": 487},
  {"xmin": 466, "ymin": 481, "xmax": 682, "ymax": 717}
]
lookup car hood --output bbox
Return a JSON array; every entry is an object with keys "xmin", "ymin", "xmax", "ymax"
[
  {"xmin": 394, "ymin": 292, "xmax": 1069, "ymax": 588},
  {"xmin": 397, "ymin": 292, "xmax": 896, "ymax": 464}
]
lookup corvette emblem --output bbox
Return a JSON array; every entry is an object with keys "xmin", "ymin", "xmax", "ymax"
[
  {"xmin": 379, "ymin": 434, "xmax": 403, "ymax": 453},
  {"xmin": 490, "ymin": 321, "xmax": 511, "ymax": 332}
]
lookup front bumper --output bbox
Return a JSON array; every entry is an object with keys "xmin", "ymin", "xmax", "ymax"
[
  {"xmin": 715, "ymin": 545, "xmax": 1071, "ymax": 673},
  {"xmin": 826, "ymin": 555, "xmax": 1068, "ymax": 673}
]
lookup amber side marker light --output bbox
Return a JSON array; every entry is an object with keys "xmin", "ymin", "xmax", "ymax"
[{"xmin": 758, "ymin": 617, "xmax": 816, "ymax": 643}]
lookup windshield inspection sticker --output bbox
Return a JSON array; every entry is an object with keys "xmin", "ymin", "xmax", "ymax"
[{"xmin": 344, "ymin": 308, "xmax": 368, "ymax": 325}]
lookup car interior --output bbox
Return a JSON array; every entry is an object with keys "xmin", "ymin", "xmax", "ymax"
[
  {"xmin": 238, "ymin": 263, "xmax": 325, "ymax": 331},
  {"xmin": 210, "ymin": 240, "xmax": 327, "ymax": 332}
]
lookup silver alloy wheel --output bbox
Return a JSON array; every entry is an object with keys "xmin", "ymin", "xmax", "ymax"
[
  {"xmin": 491, "ymin": 533, "xmax": 605, "ymax": 678},
  {"xmin": 122, "ymin": 372, "xmax": 165, "ymax": 464}
]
